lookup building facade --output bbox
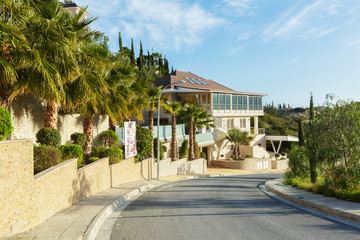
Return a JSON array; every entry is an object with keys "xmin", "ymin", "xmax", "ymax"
[{"xmin": 152, "ymin": 70, "xmax": 269, "ymax": 165}]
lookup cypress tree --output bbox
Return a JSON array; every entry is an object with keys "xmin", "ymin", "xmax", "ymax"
[
  {"xmin": 138, "ymin": 41, "xmax": 144, "ymax": 69},
  {"xmin": 310, "ymin": 94, "xmax": 314, "ymax": 123},
  {"xmin": 159, "ymin": 57, "xmax": 164, "ymax": 70},
  {"xmin": 171, "ymin": 66, "xmax": 174, "ymax": 73},
  {"xmin": 308, "ymin": 93, "xmax": 317, "ymax": 183},
  {"xmin": 130, "ymin": 38, "xmax": 136, "ymax": 66},
  {"xmin": 118, "ymin": 32, "xmax": 123, "ymax": 53},
  {"xmin": 164, "ymin": 57, "xmax": 169, "ymax": 75},
  {"xmin": 298, "ymin": 118, "xmax": 303, "ymax": 146}
]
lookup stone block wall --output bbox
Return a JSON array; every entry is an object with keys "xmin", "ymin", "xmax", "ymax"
[
  {"xmin": 0, "ymin": 139, "xmax": 207, "ymax": 238},
  {"xmin": 0, "ymin": 140, "xmax": 37, "ymax": 238},
  {"xmin": 212, "ymin": 158, "xmax": 272, "ymax": 170}
]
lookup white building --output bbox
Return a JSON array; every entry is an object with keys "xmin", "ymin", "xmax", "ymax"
[{"xmin": 152, "ymin": 70, "xmax": 270, "ymax": 165}]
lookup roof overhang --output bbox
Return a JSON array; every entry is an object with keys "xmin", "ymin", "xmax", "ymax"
[
  {"xmin": 266, "ymin": 135, "xmax": 299, "ymax": 142},
  {"xmin": 163, "ymin": 87, "xmax": 209, "ymax": 93}
]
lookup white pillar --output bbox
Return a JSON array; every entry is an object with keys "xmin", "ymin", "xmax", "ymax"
[{"xmin": 254, "ymin": 116, "xmax": 258, "ymax": 135}]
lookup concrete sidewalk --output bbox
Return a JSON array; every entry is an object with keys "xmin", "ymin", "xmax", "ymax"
[
  {"xmin": 266, "ymin": 179, "xmax": 360, "ymax": 225},
  {"xmin": 4, "ymin": 168, "xmax": 283, "ymax": 240}
]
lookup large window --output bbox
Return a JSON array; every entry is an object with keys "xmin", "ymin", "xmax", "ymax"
[
  {"xmin": 237, "ymin": 95, "xmax": 242, "ymax": 110},
  {"xmin": 232, "ymin": 95, "xmax": 237, "ymax": 110},
  {"xmin": 249, "ymin": 96, "xmax": 253, "ymax": 110},
  {"xmin": 243, "ymin": 96, "xmax": 248, "ymax": 110},
  {"xmin": 219, "ymin": 94, "xmax": 225, "ymax": 110},
  {"xmin": 227, "ymin": 119, "xmax": 234, "ymax": 130},
  {"xmin": 240, "ymin": 118, "xmax": 246, "ymax": 129},
  {"xmin": 225, "ymin": 94, "xmax": 231, "ymax": 110},
  {"xmin": 212, "ymin": 94, "xmax": 218, "ymax": 110},
  {"xmin": 258, "ymin": 97, "xmax": 263, "ymax": 110}
]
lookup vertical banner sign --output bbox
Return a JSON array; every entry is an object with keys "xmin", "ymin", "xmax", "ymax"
[{"xmin": 124, "ymin": 121, "xmax": 137, "ymax": 159}]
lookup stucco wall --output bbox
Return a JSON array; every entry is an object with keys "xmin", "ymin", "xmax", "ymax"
[
  {"xmin": 9, "ymin": 95, "xmax": 109, "ymax": 144},
  {"xmin": 153, "ymin": 158, "xmax": 207, "ymax": 178}
]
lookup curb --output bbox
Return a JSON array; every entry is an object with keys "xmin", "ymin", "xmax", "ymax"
[
  {"xmin": 83, "ymin": 183, "xmax": 165, "ymax": 240},
  {"xmin": 265, "ymin": 179, "xmax": 360, "ymax": 225}
]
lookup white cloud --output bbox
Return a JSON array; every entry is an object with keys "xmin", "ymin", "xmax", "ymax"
[
  {"xmin": 261, "ymin": 0, "xmax": 360, "ymax": 41},
  {"xmin": 287, "ymin": 58, "xmax": 299, "ymax": 65},
  {"xmin": 76, "ymin": 0, "xmax": 224, "ymax": 52},
  {"xmin": 222, "ymin": 0, "xmax": 253, "ymax": 15}
]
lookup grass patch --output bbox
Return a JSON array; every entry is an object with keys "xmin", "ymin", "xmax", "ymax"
[{"xmin": 284, "ymin": 176, "xmax": 360, "ymax": 203}]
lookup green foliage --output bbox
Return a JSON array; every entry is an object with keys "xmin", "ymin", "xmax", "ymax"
[
  {"xmin": 101, "ymin": 146, "xmax": 123, "ymax": 165},
  {"xmin": 297, "ymin": 118, "xmax": 303, "ymax": 146},
  {"xmin": 59, "ymin": 145, "xmax": 84, "ymax": 168},
  {"xmin": 33, "ymin": 145, "xmax": 62, "ymax": 174},
  {"xmin": 0, "ymin": 106, "xmax": 13, "ymax": 140},
  {"xmin": 86, "ymin": 157, "xmax": 100, "ymax": 164},
  {"xmin": 200, "ymin": 152, "xmax": 207, "ymax": 159},
  {"xmin": 226, "ymin": 128, "xmax": 253, "ymax": 159},
  {"xmin": 71, "ymin": 132, "xmax": 87, "ymax": 146},
  {"xmin": 275, "ymin": 153, "xmax": 281, "ymax": 158},
  {"xmin": 135, "ymin": 125, "xmax": 153, "ymax": 162},
  {"xmin": 91, "ymin": 146, "xmax": 107, "ymax": 158},
  {"xmin": 245, "ymin": 154, "xmax": 252, "ymax": 158},
  {"xmin": 231, "ymin": 154, "xmax": 235, "ymax": 159},
  {"xmin": 154, "ymin": 137, "xmax": 164, "ymax": 160},
  {"xmin": 36, "ymin": 128, "xmax": 61, "ymax": 148},
  {"xmin": 179, "ymin": 139, "xmax": 189, "ymax": 159},
  {"xmin": 285, "ymin": 145, "xmax": 309, "ymax": 179},
  {"xmin": 97, "ymin": 130, "xmax": 119, "ymax": 147}
]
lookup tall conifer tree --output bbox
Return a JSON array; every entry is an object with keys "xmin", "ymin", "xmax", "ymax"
[
  {"xmin": 138, "ymin": 41, "xmax": 144, "ymax": 69},
  {"xmin": 298, "ymin": 118, "xmax": 303, "ymax": 146},
  {"xmin": 130, "ymin": 38, "xmax": 136, "ymax": 66},
  {"xmin": 310, "ymin": 93, "xmax": 314, "ymax": 123},
  {"xmin": 118, "ymin": 32, "xmax": 123, "ymax": 52},
  {"xmin": 164, "ymin": 58, "xmax": 169, "ymax": 75}
]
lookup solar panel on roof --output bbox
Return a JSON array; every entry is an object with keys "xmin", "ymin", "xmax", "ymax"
[
  {"xmin": 191, "ymin": 78, "xmax": 201, "ymax": 84},
  {"xmin": 185, "ymin": 77, "xmax": 195, "ymax": 83},
  {"xmin": 197, "ymin": 79, "xmax": 208, "ymax": 85}
]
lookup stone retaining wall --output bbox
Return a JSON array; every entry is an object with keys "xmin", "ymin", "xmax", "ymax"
[
  {"xmin": 212, "ymin": 158, "xmax": 272, "ymax": 170},
  {"xmin": 0, "ymin": 139, "xmax": 206, "ymax": 238}
]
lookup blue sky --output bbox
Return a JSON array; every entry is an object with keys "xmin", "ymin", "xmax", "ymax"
[{"xmin": 75, "ymin": 0, "xmax": 360, "ymax": 107}]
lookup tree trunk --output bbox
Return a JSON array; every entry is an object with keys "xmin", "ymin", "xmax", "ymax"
[
  {"xmin": 83, "ymin": 115, "xmax": 94, "ymax": 155},
  {"xmin": 0, "ymin": 87, "xmax": 10, "ymax": 109},
  {"xmin": 188, "ymin": 119, "xmax": 194, "ymax": 160},
  {"xmin": 170, "ymin": 113, "xmax": 177, "ymax": 161},
  {"xmin": 109, "ymin": 117, "xmax": 116, "ymax": 131},
  {"xmin": 44, "ymin": 99, "xmax": 58, "ymax": 129},
  {"xmin": 148, "ymin": 104, "xmax": 154, "ymax": 158},
  {"xmin": 193, "ymin": 125, "xmax": 199, "ymax": 159}
]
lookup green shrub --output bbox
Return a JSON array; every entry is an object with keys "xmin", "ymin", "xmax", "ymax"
[
  {"xmin": 285, "ymin": 145, "xmax": 309, "ymax": 179},
  {"xmin": 97, "ymin": 130, "xmax": 118, "ymax": 147},
  {"xmin": 86, "ymin": 157, "xmax": 100, "ymax": 164},
  {"xmin": 135, "ymin": 125, "xmax": 152, "ymax": 161},
  {"xmin": 36, "ymin": 128, "xmax": 61, "ymax": 148},
  {"xmin": 231, "ymin": 154, "xmax": 235, "ymax": 159},
  {"xmin": 245, "ymin": 154, "xmax": 252, "ymax": 158},
  {"xmin": 179, "ymin": 139, "xmax": 189, "ymax": 159},
  {"xmin": 0, "ymin": 106, "xmax": 13, "ymax": 140},
  {"xmin": 275, "ymin": 153, "xmax": 281, "ymax": 158},
  {"xmin": 154, "ymin": 137, "xmax": 164, "ymax": 160},
  {"xmin": 101, "ymin": 146, "xmax": 123, "ymax": 164},
  {"xmin": 34, "ymin": 145, "xmax": 62, "ymax": 174},
  {"xmin": 200, "ymin": 152, "xmax": 207, "ymax": 159},
  {"xmin": 91, "ymin": 146, "xmax": 107, "ymax": 158},
  {"xmin": 59, "ymin": 144, "xmax": 84, "ymax": 168},
  {"xmin": 71, "ymin": 132, "xmax": 87, "ymax": 146}
]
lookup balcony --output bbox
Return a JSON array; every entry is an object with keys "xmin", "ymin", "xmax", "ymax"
[{"xmin": 199, "ymin": 103, "xmax": 264, "ymax": 117}]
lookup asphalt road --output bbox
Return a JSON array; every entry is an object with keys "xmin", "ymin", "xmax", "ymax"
[{"xmin": 111, "ymin": 174, "xmax": 360, "ymax": 240}]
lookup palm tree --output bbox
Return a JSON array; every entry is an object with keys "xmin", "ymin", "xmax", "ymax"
[
  {"xmin": 226, "ymin": 128, "xmax": 254, "ymax": 159},
  {"xmin": 0, "ymin": 0, "xmax": 33, "ymax": 108},
  {"xmin": 163, "ymin": 101, "xmax": 181, "ymax": 161},
  {"xmin": 13, "ymin": 1, "xmax": 94, "ymax": 128},
  {"xmin": 192, "ymin": 108, "xmax": 214, "ymax": 158},
  {"xmin": 178, "ymin": 104, "xmax": 199, "ymax": 160},
  {"xmin": 64, "ymin": 33, "xmax": 112, "ymax": 155}
]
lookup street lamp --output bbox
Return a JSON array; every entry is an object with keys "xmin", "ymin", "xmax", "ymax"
[{"xmin": 157, "ymin": 80, "xmax": 185, "ymax": 179}]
